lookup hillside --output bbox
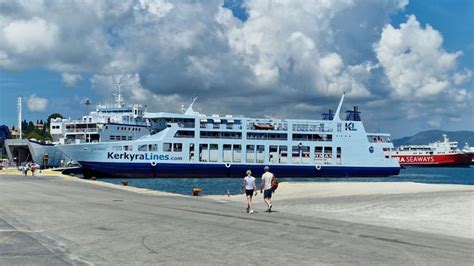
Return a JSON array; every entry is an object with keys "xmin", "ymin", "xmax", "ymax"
[{"xmin": 393, "ymin": 130, "xmax": 474, "ymax": 147}]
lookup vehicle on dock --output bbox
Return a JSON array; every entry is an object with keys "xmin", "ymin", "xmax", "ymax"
[{"xmin": 57, "ymin": 95, "xmax": 400, "ymax": 178}]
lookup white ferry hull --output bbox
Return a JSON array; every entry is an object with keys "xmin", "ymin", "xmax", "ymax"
[{"xmin": 76, "ymin": 160, "xmax": 400, "ymax": 178}]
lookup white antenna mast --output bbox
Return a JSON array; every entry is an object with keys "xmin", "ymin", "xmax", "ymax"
[
  {"xmin": 333, "ymin": 93, "xmax": 345, "ymax": 121},
  {"xmin": 114, "ymin": 80, "xmax": 125, "ymax": 107},
  {"xmin": 17, "ymin": 97, "xmax": 22, "ymax": 139}
]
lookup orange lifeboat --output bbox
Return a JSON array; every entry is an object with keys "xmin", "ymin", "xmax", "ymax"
[{"xmin": 254, "ymin": 123, "xmax": 274, "ymax": 130}]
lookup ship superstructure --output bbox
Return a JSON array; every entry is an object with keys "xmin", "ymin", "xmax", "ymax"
[
  {"xmin": 21, "ymin": 87, "xmax": 151, "ymax": 167},
  {"xmin": 58, "ymin": 95, "xmax": 400, "ymax": 178}
]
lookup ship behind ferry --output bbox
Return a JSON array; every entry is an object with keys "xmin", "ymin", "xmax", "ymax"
[
  {"xmin": 58, "ymin": 95, "xmax": 400, "ymax": 178},
  {"xmin": 390, "ymin": 135, "xmax": 472, "ymax": 167}
]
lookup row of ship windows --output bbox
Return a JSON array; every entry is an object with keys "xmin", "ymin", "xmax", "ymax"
[
  {"xmin": 174, "ymin": 130, "xmax": 333, "ymax": 141},
  {"xmin": 113, "ymin": 143, "xmax": 343, "ymax": 164},
  {"xmin": 104, "ymin": 126, "xmax": 144, "ymax": 132},
  {"xmin": 110, "ymin": 135, "xmax": 133, "ymax": 141},
  {"xmin": 194, "ymin": 144, "xmax": 341, "ymax": 164}
]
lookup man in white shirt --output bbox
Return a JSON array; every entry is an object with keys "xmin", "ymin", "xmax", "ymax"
[{"xmin": 260, "ymin": 166, "xmax": 274, "ymax": 212}]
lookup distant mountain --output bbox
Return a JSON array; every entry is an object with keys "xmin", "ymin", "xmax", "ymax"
[{"xmin": 393, "ymin": 130, "xmax": 474, "ymax": 147}]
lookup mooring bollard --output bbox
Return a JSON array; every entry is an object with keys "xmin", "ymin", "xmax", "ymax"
[{"xmin": 192, "ymin": 187, "xmax": 201, "ymax": 196}]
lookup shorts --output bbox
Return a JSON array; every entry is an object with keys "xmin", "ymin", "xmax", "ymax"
[
  {"xmin": 263, "ymin": 189, "xmax": 272, "ymax": 199},
  {"xmin": 245, "ymin": 189, "xmax": 254, "ymax": 196}
]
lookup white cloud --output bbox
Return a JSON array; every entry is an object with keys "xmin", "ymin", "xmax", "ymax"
[
  {"xmin": 134, "ymin": 0, "xmax": 174, "ymax": 19},
  {"xmin": 3, "ymin": 17, "xmax": 58, "ymax": 54},
  {"xmin": 374, "ymin": 15, "xmax": 466, "ymax": 99},
  {"xmin": 61, "ymin": 73, "xmax": 83, "ymax": 87},
  {"xmin": 27, "ymin": 94, "xmax": 48, "ymax": 112},
  {"xmin": 0, "ymin": 0, "xmax": 471, "ymax": 136},
  {"xmin": 453, "ymin": 69, "xmax": 472, "ymax": 86}
]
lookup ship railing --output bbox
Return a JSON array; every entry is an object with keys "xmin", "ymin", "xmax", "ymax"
[
  {"xmin": 200, "ymin": 124, "xmax": 243, "ymax": 130},
  {"xmin": 64, "ymin": 128, "xmax": 99, "ymax": 133},
  {"xmin": 177, "ymin": 122, "xmax": 195, "ymax": 128}
]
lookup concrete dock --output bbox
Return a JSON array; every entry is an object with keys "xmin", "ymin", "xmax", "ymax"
[{"xmin": 0, "ymin": 174, "xmax": 473, "ymax": 265}]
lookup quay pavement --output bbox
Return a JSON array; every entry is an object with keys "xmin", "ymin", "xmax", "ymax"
[{"xmin": 0, "ymin": 174, "xmax": 473, "ymax": 265}]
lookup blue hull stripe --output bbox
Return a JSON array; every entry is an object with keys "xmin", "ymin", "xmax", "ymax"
[{"xmin": 78, "ymin": 161, "xmax": 400, "ymax": 178}]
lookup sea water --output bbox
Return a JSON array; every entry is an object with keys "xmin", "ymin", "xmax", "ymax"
[{"xmin": 100, "ymin": 166, "xmax": 473, "ymax": 196}]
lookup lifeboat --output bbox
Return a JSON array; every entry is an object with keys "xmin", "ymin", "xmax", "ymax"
[{"xmin": 254, "ymin": 123, "xmax": 274, "ymax": 130}]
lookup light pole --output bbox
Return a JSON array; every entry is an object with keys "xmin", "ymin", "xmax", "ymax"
[{"xmin": 84, "ymin": 99, "xmax": 91, "ymax": 142}]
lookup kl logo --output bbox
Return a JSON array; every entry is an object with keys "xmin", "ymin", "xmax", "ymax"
[{"xmin": 345, "ymin": 122, "xmax": 357, "ymax": 131}]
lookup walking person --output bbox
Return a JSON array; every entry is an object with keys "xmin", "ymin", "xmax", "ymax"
[
  {"xmin": 241, "ymin": 170, "xmax": 257, "ymax": 214},
  {"xmin": 24, "ymin": 164, "xmax": 30, "ymax": 176},
  {"xmin": 31, "ymin": 164, "xmax": 37, "ymax": 176},
  {"xmin": 260, "ymin": 166, "xmax": 274, "ymax": 212}
]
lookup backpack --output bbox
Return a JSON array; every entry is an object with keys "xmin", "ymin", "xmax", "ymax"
[{"xmin": 271, "ymin": 176, "xmax": 278, "ymax": 191}]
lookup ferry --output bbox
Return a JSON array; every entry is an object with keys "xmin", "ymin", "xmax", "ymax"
[
  {"xmin": 389, "ymin": 135, "xmax": 472, "ymax": 167},
  {"xmin": 57, "ymin": 95, "xmax": 400, "ymax": 178}
]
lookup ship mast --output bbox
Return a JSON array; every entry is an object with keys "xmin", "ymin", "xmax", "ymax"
[
  {"xmin": 114, "ymin": 81, "xmax": 125, "ymax": 107},
  {"xmin": 185, "ymin": 97, "xmax": 198, "ymax": 115},
  {"xmin": 333, "ymin": 93, "xmax": 345, "ymax": 121}
]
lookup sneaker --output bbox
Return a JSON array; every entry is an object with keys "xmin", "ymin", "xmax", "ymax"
[
  {"xmin": 249, "ymin": 209, "xmax": 254, "ymax": 214},
  {"xmin": 246, "ymin": 207, "xmax": 249, "ymax": 213},
  {"xmin": 268, "ymin": 204, "xmax": 272, "ymax": 213}
]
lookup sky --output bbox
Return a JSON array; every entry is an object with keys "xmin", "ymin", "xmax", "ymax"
[{"xmin": 0, "ymin": 0, "xmax": 472, "ymax": 138}]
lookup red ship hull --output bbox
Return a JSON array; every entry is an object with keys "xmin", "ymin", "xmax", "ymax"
[{"xmin": 393, "ymin": 154, "xmax": 472, "ymax": 166}]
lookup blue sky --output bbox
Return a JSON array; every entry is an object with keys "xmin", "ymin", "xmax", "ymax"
[{"xmin": 0, "ymin": 0, "xmax": 472, "ymax": 138}]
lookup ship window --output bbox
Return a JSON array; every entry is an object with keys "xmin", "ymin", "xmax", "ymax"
[
  {"xmin": 138, "ymin": 144, "xmax": 147, "ymax": 151},
  {"xmin": 124, "ymin": 145, "xmax": 133, "ymax": 151},
  {"xmin": 223, "ymin": 144, "xmax": 232, "ymax": 162},
  {"xmin": 324, "ymin": 147, "xmax": 332, "ymax": 164},
  {"xmin": 336, "ymin": 147, "xmax": 341, "ymax": 165},
  {"xmin": 292, "ymin": 146, "xmax": 301, "ymax": 164},
  {"xmin": 174, "ymin": 130, "xmax": 195, "ymax": 138},
  {"xmin": 269, "ymin": 145, "xmax": 278, "ymax": 163},
  {"xmin": 199, "ymin": 144, "xmax": 209, "ymax": 162},
  {"xmin": 301, "ymin": 146, "xmax": 310, "ymax": 164},
  {"xmin": 257, "ymin": 145, "xmax": 265, "ymax": 163},
  {"xmin": 246, "ymin": 145, "xmax": 255, "ymax": 163},
  {"xmin": 189, "ymin": 143, "xmax": 195, "ymax": 161},
  {"xmin": 128, "ymin": 136, "xmax": 132, "ymax": 140},
  {"xmin": 232, "ymin": 144, "xmax": 241, "ymax": 163},
  {"xmin": 173, "ymin": 143, "xmax": 182, "ymax": 152},
  {"xmin": 110, "ymin": 136, "xmax": 115, "ymax": 140},
  {"xmin": 209, "ymin": 144, "xmax": 218, "ymax": 162},
  {"xmin": 163, "ymin": 143, "xmax": 172, "ymax": 152},
  {"xmin": 112, "ymin": 146, "xmax": 122, "ymax": 151},
  {"xmin": 279, "ymin": 146, "xmax": 287, "ymax": 164},
  {"xmin": 148, "ymin": 144, "xmax": 158, "ymax": 151}
]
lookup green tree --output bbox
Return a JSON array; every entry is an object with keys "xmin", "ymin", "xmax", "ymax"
[
  {"xmin": 26, "ymin": 131, "xmax": 43, "ymax": 141},
  {"xmin": 27, "ymin": 121, "xmax": 35, "ymax": 133},
  {"xmin": 47, "ymin": 113, "xmax": 63, "ymax": 125}
]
